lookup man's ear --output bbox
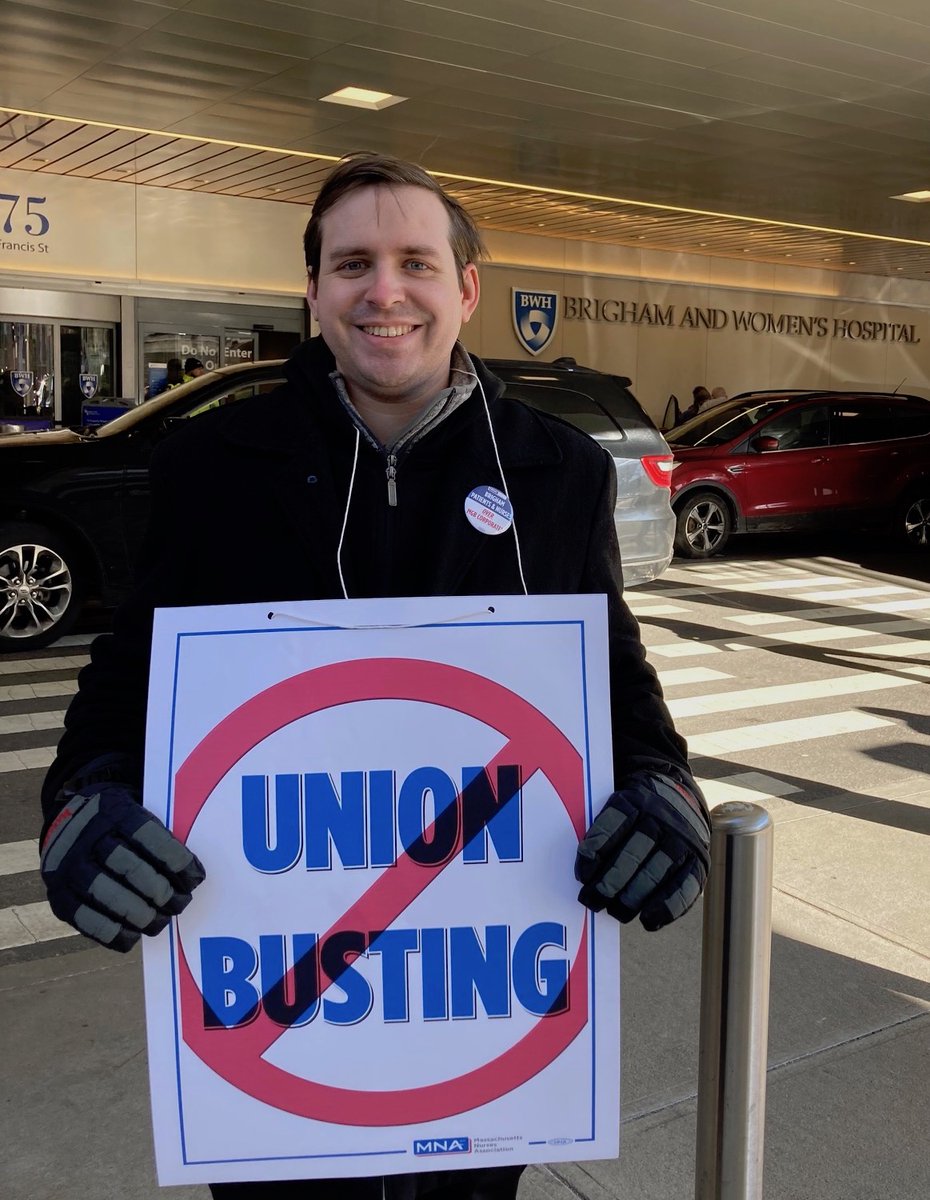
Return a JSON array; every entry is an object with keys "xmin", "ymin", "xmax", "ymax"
[
  {"xmin": 306, "ymin": 273, "xmax": 318, "ymax": 319},
  {"xmin": 460, "ymin": 262, "xmax": 480, "ymax": 324}
]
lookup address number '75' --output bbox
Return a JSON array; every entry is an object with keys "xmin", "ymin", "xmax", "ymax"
[{"xmin": 0, "ymin": 194, "xmax": 50, "ymax": 236}]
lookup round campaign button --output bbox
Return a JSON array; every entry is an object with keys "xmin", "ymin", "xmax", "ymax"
[{"xmin": 464, "ymin": 485, "xmax": 514, "ymax": 535}]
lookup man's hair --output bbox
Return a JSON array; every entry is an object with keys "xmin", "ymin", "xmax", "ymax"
[{"xmin": 303, "ymin": 152, "xmax": 487, "ymax": 282}]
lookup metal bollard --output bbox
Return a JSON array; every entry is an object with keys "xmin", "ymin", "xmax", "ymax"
[{"xmin": 694, "ymin": 801, "xmax": 775, "ymax": 1200}]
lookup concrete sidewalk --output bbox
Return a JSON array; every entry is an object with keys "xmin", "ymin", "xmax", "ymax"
[{"xmin": 3, "ymin": 778, "xmax": 929, "ymax": 1200}]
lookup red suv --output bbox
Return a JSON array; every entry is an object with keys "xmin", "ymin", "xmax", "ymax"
[{"xmin": 667, "ymin": 389, "xmax": 930, "ymax": 558}]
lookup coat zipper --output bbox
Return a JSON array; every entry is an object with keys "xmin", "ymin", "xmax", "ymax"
[{"xmin": 386, "ymin": 452, "xmax": 398, "ymax": 507}]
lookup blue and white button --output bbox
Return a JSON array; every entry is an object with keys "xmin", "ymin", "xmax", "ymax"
[{"xmin": 464, "ymin": 485, "xmax": 514, "ymax": 536}]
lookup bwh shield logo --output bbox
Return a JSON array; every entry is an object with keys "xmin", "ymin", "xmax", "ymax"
[
  {"xmin": 11, "ymin": 371, "xmax": 34, "ymax": 398},
  {"xmin": 79, "ymin": 373, "xmax": 99, "ymax": 400},
  {"xmin": 512, "ymin": 288, "xmax": 559, "ymax": 356}
]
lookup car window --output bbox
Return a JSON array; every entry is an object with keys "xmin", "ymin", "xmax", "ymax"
[
  {"xmin": 829, "ymin": 403, "xmax": 898, "ymax": 445},
  {"xmin": 175, "ymin": 380, "xmax": 281, "ymax": 420},
  {"xmin": 595, "ymin": 377, "xmax": 654, "ymax": 427},
  {"xmin": 892, "ymin": 405, "xmax": 930, "ymax": 438},
  {"xmin": 758, "ymin": 404, "xmax": 829, "ymax": 450},
  {"xmin": 501, "ymin": 382, "xmax": 623, "ymax": 440},
  {"xmin": 670, "ymin": 399, "xmax": 787, "ymax": 446}
]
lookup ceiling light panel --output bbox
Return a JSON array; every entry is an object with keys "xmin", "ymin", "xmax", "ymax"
[{"xmin": 318, "ymin": 87, "xmax": 406, "ymax": 110}]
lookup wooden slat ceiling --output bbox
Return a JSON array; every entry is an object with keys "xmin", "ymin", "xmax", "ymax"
[{"xmin": 1, "ymin": 0, "xmax": 929, "ymax": 280}]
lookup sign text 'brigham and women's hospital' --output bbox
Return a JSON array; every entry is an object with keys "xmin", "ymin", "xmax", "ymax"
[
  {"xmin": 199, "ymin": 766, "xmax": 571, "ymax": 1031},
  {"xmin": 526, "ymin": 291, "xmax": 921, "ymax": 342}
]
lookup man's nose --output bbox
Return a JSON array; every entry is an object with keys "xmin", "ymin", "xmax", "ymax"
[{"xmin": 363, "ymin": 265, "xmax": 406, "ymax": 308}]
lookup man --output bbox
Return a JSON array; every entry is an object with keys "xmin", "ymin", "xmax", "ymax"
[
  {"xmin": 183, "ymin": 356, "xmax": 207, "ymax": 379},
  {"xmin": 39, "ymin": 153, "xmax": 711, "ymax": 1199},
  {"xmin": 680, "ymin": 384, "xmax": 712, "ymax": 422}
]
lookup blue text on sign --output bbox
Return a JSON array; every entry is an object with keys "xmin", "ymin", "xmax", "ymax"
[
  {"xmin": 199, "ymin": 921, "xmax": 569, "ymax": 1029},
  {"xmin": 240, "ymin": 765, "xmax": 523, "ymax": 872}
]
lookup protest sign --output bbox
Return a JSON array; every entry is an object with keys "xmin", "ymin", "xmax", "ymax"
[{"xmin": 142, "ymin": 594, "xmax": 619, "ymax": 1184}]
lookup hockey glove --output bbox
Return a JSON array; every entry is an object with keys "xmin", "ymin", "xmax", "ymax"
[
  {"xmin": 575, "ymin": 770, "xmax": 710, "ymax": 931},
  {"xmin": 41, "ymin": 766, "xmax": 205, "ymax": 953}
]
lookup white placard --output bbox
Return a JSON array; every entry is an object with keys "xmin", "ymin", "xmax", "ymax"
[{"xmin": 142, "ymin": 594, "xmax": 619, "ymax": 1186}]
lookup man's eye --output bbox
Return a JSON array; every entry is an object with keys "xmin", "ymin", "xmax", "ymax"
[
  {"xmin": 338, "ymin": 260, "xmax": 366, "ymax": 272},
  {"xmin": 406, "ymin": 260, "xmax": 430, "ymax": 271}
]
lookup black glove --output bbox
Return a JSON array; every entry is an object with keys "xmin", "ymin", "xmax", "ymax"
[
  {"xmin": 575, "ymin": 770, "xmax": 710, "ymax": 931},
  {"xmin": 40, "ymin": 757, "xmax": 205, "ymax": 953}
]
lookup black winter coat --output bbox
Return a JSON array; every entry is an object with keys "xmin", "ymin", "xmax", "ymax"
[{"xmin": 42, "ymin": 338, "xmax": 693, "ymax": 822}]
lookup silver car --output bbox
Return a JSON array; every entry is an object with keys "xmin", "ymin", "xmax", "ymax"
[{"xmin": 489, "ymin": 358, "xmax": 675, "ymax": 588}]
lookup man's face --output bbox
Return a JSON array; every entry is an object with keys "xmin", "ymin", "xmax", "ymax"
[{"xmin": 306, "ymin": 185, "xmax": 479, "ymax": 413}]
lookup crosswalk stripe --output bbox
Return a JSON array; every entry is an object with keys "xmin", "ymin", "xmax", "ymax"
[
  {"xmin": 624, "ymin": 603, "xmax": 687, "ymax": 616},
  {"xmin": 648, "ymin": 618, "xmax": 927, "ymax": 657},
  {"xmin": 702, "ymin": 574, "xmax": 857, "ymax": 592},
  {"xmin": 668, "ymin": 670, "xmax": 919, "ymax": 719},
  {"xmin": 707, "ymin": 621, "xmax": 928, "ymax": 651},
  {"xmin": 0, "ymin": 746, "xmax": 57, "ymax": 774},
  {"xmin": 688, "ymin": 710, "xmax": 892, "ymax": 756},
  {"xmin": 655, "ymin": 667, "xmax": 732, "ymax": 687},
  {"xmin": 647, "ymin": 641, "xmax": 722, "ymax": 658},
  {"xmin": 842, "ymin": 639, "xmax": 930, "ymax": 659},
  {"xmin": 0, "ymin": 839, "xmax": 39, "ymax": 875},
  {"xmin": 699, "ymin": 772, "xmax": 802, "ymax": 807},
  {"xmin": 0, "ymin": 654, "xmax": 89, "ymax": 676},
  {"xmin": 0, "ymin": 710, "xmax": 65, "ymax": 736},
  {"xmin": 0, "ymin": 900, "xmax": 78, "ymax": 950},
  {"xmin": 788, "ymin": 585, "xmax": 911, "ymax": 602},
  {"xmin": 53, "ymin": 633, "xmax": 97, "ymax": 647},
  {"xmin": 868, "ymin": 597, "xmax": 930, "ymax": 612},
  {"xmin": 0, "ymin": 680, "xmax": 78, "ymax": 702},
  {"xmin": 756, "ymin": 623, "xmax": 915, "ymax": 646},
  {"xmin": 729, "ymin": 612, "xmax": 806, "ymax": 626},
  {"xmin": 728, "ymin": 605, "xmax": 928, "ymax": 629},
  {"xmin": 655, "ymin": 578, "xmax": 915, "ymax": 602}
]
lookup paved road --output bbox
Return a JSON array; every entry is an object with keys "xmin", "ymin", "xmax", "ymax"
[{"xmin": 2, "ymin": 549, "xmax": 928, "ymax": 966}]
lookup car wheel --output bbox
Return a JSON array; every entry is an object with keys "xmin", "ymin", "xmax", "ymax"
[
  {"xmin": 674, "ymin": 492, "xmax": 732, "ymax": 559},
  {"xmin": 0, "ymin": 523, "xmax": 84, "ymax": 651},
  {"xmin": 899, "ymin": 489, "xmax": 930, "ymax": 549}
]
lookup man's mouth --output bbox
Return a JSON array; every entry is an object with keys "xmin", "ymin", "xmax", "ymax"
[{"xmin": 357, "ymin": 324, "xmax": 417, "ymax": 338}]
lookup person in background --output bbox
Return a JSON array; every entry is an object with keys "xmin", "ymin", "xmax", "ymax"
[
  {"xmin": 38, "ymin": 151, "xmax": 711, "ymax": 1200},
  {"xmin": 680, "ymin": 384, "xmax": 712, "ymax": 421},
  {"xmin": 184, "ymin": 357, "xmax": 207, "ymax": 380},
  {"xmin": 709, "ymin": 385, "xmax": 728, "ymax": 406}
]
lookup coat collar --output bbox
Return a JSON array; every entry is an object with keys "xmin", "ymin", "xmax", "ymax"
[
  {"xmin": 211, "ymin": 337, "xmax": 565, "ymax": 598},
  {"xmin": 219, "ymin": 336, "xmax": 563, "ymax": 470}
]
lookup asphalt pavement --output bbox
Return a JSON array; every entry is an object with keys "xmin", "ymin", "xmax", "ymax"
[{"xmin": 2, "ymin": 542, "xmax": 928, "ymax": 1199}]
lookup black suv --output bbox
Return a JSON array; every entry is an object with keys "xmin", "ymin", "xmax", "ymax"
[{"xmin": 0, "ymin": 357, "xmax": 673, "ymax": 650}]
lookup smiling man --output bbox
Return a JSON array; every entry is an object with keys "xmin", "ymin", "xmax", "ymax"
[
  {"xmin": 305, "ymin": 180, "xmax": 479, "ymax": 441},
  {"xmin": 39, "ymin": 153, "xmax": 710, "ymax": 1200}
]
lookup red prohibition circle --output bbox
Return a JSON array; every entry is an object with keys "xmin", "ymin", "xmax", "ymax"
[{"xmin": 173, "ymin": 656, "xmax": 590, "ymax": 1125}]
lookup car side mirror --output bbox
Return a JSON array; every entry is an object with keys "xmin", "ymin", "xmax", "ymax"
[{"xmin": 751, "ymin": 434, "xmax": 780, "ymax": 452}]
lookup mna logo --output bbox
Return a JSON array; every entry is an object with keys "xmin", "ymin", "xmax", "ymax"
[
  {"xmin": 512, "ymin": 288, "xmax": 559, "ymax": 356},
  {"xmin": 413, "ymin": 1137, "xmax": 472, "ymax": 1156}
]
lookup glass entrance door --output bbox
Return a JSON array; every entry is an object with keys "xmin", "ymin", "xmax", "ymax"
[
  {"xmin": 142, "ymin": 331, "xmax": 220, "ymax": 398},
  {"xmin": 0, "ymin": 320, "xmax": 55, "ymax": 429},
  {"xmin": 60, "ymin": 324, "xmax": 116, "ymax": 426},
  {"xmin": 1, "ymin": 317, "xmax": 117, "ymax": 428}
]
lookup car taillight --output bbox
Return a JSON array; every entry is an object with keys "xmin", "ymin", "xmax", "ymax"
[{"xmin": 641, "ymin": 454, "xmax": 674, "ymax": 487}]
